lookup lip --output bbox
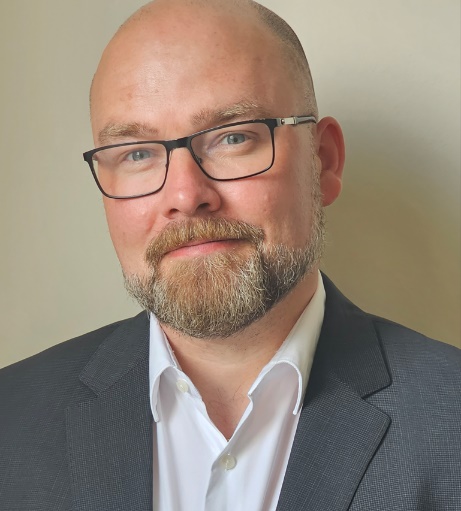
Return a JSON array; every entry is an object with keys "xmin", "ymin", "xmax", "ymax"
[{"xmin": 165, "ymin": 238, "xmax": 241, "ymax": 258}]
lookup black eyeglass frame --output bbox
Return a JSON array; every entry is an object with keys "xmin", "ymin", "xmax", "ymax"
[{"xmin": 83, "ymin": 115, "xmax": 317, "ymax": 199}]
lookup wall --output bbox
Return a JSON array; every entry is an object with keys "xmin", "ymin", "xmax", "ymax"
[{"xmin": 0, "ymin": 0, "xmax": 459, "ymax": 367}]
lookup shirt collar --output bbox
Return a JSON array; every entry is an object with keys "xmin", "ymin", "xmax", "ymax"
[
  {"xmin": 149, "ymin": 272, "xmax": 325, "ymax": 421},
  {"xmin": 149, "ymin": 318, "xmax": 178, "ymax": 422}
]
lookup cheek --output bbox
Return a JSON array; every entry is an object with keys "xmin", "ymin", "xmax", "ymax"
[
  {"xmin": 103, "ymin": 198, "xmax": 158, "ymax": 271},
  {"xmin": 255, "ymin": 153, "xmax": 315, "ymax": 246},
  {"xmin": 228, "ymin": 171, "xmax": 312, "ymax": 248}
]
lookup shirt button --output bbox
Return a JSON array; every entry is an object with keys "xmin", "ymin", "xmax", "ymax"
[
  {"xmin": 176, "ymin": 379, "xmax": 189, "ymax": 393},
  {"xmin": 220, "ymin": 454, "xmax": 237, "ymax": 470}
]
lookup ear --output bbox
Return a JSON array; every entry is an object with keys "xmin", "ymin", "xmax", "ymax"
[{"xmin": 314, "ymin": 116, "xmax": 345, "ymax": 207}]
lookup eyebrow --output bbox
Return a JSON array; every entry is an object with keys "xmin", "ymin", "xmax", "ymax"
[
  {"xmin": 191, "ymin": 101, "xmax": 273, "ymax": 128},
  {"xmin": 97, "ymin": 101, "xmax": 274, "ymax": 145},
  {"xmin": 98, "ymin": 122, "xmax": 159, "ymax": 145}
]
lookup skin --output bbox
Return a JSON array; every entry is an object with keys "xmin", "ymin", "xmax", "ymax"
[{"xmin": 91, "ymin": 0, "xmax": 345, "ymax": 437}]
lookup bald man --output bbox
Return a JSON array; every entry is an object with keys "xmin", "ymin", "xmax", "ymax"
[{"xmin": 1, "ymin": 1, "xmax": 460, "ymax": 510}]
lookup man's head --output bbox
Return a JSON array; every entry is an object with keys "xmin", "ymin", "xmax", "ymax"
[{"xmin": 89, "ymin": 0, "xmax": 344, "ymax": 338}]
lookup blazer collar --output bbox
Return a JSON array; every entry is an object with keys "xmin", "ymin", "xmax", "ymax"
[
  {"xmin": 66, "ymin": 312, "xmax": 153, "ymax": 511},
  {"xmin": 277, "ymin": 274, "xmax": 392, "ymax": 511}
]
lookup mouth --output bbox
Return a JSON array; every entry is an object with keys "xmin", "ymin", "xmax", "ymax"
[
  {"xmin": 164, "ymin": 238, "xmax": 243, "ymax": 258},
  {"xmin": 145, "ymin": 218, "xmax": 265, "ymax": 267}
]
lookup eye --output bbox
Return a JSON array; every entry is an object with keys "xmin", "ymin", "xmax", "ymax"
[
  {"xmin": 222, "ymin": 133, "xmax": 247, "ymax": 145},
  {"xmin": 127, "ymin": 149, "xmax": 152, "ymax": 161}
]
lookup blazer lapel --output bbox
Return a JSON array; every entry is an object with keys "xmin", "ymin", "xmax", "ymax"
[
  {"xmin": 66, "ymin": 313, "xmax": 153, "ymax": 511},
  {"xmin": 277, "ymin": 275, "xmax": 392, "ymax": 511}
]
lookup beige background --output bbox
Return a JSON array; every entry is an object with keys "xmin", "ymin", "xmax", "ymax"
[{"xmin": 0, "ymin": 0, "xmax": 459, "ymax": 368}]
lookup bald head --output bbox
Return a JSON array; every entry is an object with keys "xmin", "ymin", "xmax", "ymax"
[{"xmin": 91, "ymin": 0, "xmax": 317, "ymax": 118}]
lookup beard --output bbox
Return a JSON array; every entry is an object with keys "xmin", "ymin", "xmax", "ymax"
[{"xmin": 124, "ymin": 175, "xmax": 325, "ymax": 339}]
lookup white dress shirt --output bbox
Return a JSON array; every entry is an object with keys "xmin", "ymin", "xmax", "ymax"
[{"xmin": 149, "ymin": 273, "xmax": 325, "ymax": 511}]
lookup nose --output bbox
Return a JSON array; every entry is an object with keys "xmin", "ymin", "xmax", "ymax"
[{"xmin": 158, "ymin": 147, "xmax": 222, "ymax": 219}]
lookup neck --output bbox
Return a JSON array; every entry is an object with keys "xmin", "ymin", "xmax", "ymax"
[{"xmin": 160, "ymin": 270, "xmax": 319, "ymax": 438}]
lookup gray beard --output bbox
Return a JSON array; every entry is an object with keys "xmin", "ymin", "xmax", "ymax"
[{"xmin": 124, "ymin": 173, "xmax": 325, "ymax": 339}]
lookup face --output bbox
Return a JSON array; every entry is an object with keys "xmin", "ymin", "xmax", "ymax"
[{"xmin": 90, "ymin": 4, "xmax": 333, "ymax": 336}]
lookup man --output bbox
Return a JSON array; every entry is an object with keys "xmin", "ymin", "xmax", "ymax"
[{"xmin": 0, "ymin": 0, "xmax": 460, "ymax": 510}]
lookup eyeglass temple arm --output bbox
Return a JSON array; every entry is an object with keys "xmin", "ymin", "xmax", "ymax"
[{"xmin": 277, "ymin": 115, "xmax": 317, "ymax": 126}]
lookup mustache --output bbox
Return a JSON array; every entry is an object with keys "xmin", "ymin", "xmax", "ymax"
[{"xmin": 145, "ymin": 218, "xmax": 265, "ymax": 266}]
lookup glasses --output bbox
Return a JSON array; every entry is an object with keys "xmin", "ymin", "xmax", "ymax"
[{"xmin": 83, "ymin": 115, "xmax": 316, "ymax": 199}]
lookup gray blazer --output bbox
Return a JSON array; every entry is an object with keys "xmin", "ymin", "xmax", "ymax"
[{"xmin": 1, "ymin": 276, "xmax": 460, "ymax": 510}]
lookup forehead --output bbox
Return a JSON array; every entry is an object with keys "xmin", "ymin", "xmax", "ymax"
[{"xmin": 91, "ymin": 5, "xmax": 300, "ymax": 139}]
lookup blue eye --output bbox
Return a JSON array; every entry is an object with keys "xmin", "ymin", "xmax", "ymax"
[
  {"xmin": 223, "ymin": 133, "xmax": 247, "ymax": 145},
  {"xmin": 127, "ymin": 150, "xmax": 151, "ymax": 161}
]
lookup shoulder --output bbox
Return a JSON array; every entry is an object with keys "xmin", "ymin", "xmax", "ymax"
[
  {"xmin": 366, "ymin": 314, "xmax": 461, "ymax": 436},
  {"xmin": 370, "ymin": 314, "xmax": 461, "ymax": 383},
  {"xmin": 321, "ymin": 273, "xmax": 460, "ymax": 391},
  {"xmin": 354, "ymin": 316, "xmax": 461, "ymax": 505},
  {"xmin": 0, "ymin": 315, "xmax": 145, "ymax": 505},
  {"xmin": 0, "ymin": 319, "xmax": 123, "ymax": 382},
  {"xmin": 0, "ymin": 315, "xmax": 143, "ymax": 412}
]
